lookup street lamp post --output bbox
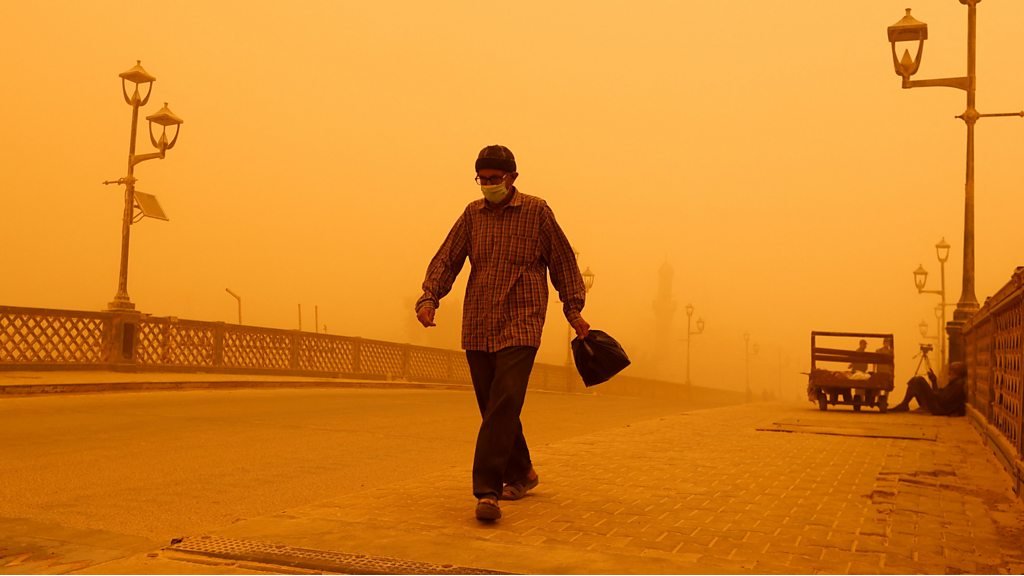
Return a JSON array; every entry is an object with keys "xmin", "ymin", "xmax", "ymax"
[
  {"xmin": 886, "ymin": 5, "xmax": 1023, "ymax": 363},
  {"xmin": 683, "ymin": 304, "xmax": 705, "ymax": 388},
  {"xmin": 225, "ymin": 288, "xmax": 242, "ymax": 324},
  {"xmin": 912, "ymin": 238, "xmax": 951, "ymax": 367},
  {"xmin": 105, "ymin": 61, "xmax": 183, "ymax": 311}
]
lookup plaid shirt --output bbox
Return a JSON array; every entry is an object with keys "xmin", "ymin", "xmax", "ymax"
[{"xmin": 417, "ymin": 188, "xmax": 586, "ymax": 352}]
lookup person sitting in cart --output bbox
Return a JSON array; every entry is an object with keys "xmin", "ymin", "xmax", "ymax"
[
  {"xmin": 890, "ymin": 362, "xmax": 967, "ymax": 415},
  {"xmin": 848, "ymin": 339, "xmax": 869, "ymax": 373},
  {"xmin": 873, "ymin": 337, "xmax": 894, "ymax": 375}
]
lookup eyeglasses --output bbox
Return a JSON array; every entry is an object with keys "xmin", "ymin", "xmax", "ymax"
[{"xmin": 474, "ymin": 174, "xmax": 506, "ymax": 185}]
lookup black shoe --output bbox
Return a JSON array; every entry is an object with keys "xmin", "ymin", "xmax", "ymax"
[
  {"xmin": 889, "ymin": 403, "xmax": 909, "ymax": 413},
  {"xmin": 475, "ymin": 498, "xmax": 501, "ymax": 521},
  {"xmin": 502, "ymin": 469, "xmax": 539, "ymax": 501}
]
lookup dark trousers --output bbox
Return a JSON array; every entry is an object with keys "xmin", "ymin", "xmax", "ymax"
[
  {"xmin": 895, "ymin": 378, "xmax": 937, "ymax": 412},
  {"xmin": 465, "ymin": 346, "xmax": 537, "ymax": 499}
]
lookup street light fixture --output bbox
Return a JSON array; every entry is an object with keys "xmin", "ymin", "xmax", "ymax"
[
  {"xmin": 936, "ymin": 237, "xmax": 951, "ymax": 264},
  {"xmin": 105, "ymin": 61, "xmax": 184, "ymax": 311},
  {"xmin": 683, "ymin": 304, "xmax": 705, "ymax": 389},
  {"xmin": 144, "ymin": 103, "xmax": 184, "ymax": 154},
  {"xmin": 912, "ymin": 237, "xmax": 951, "ymax": 368},
  {"xmin": 886, "ymin": 4, "xmax": 1023, "ymax": 363},
  {"xmin": 582, "ymin": 267, "xmax": 595, "ymax": 293}
]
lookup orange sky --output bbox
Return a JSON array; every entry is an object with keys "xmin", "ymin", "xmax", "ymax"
[{"xmin": 2, "ymin": 1, "xmax": 1022, "ymax": 394}]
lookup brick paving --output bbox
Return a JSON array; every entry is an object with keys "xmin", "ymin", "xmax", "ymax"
[{"xmin": 92, "ymin": 402, "xmax": 1024, "ymax": 574}]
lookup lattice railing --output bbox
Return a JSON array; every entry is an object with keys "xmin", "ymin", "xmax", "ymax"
[
  {"xmin": 530, "ymin": 362, "xmax": 571, "ymax": 393},
  {"xmin": 0, "ymin": 306, "xmax": 111, "ymax": 364},
  {"xmin": 992, "ymin": 296, "xmax": 1022, "ymax": 454},
  {"xmin": 299, "ymin": 335, "xmax": 354, "ymax": 373},
  {"xmin": 408, "ymin": 347, "xmax": 452, "ymax": 382},
  {"xmin": 969, "ymin": 316, "xmax": 994, "ymax": 419},
  {"xmin": 224, "ymin": 327, "xmax": 291, "ymax": 370},
  {"xmin": 0, "ymin": 305, "xmax": 749, "ymax": 406},
  {"xmin": 450, "ymin": 353, "xmax": 472, "ymax": 384},
  {"xmin": 965, "ymin": 267, "xmax": 1024, "ymax": 461},
  {"xmin": 357, "ymin": 340, "xmax": 406, "ymax": 378},
  {"xmin": 136, "ymin": 319, "xmax": 216, "ymax": 367}
]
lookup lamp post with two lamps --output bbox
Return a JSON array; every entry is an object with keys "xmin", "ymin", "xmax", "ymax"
[
  {"xmin": 683, "ymin": 304, "xmax": 705, "ymax": 389},
  {"xmin": 886, "ymin": 5, "xmax": 1023, "ymax": 362},
  {"xmin": 104, "ymin": 61, "xmax": 184, "ymax": 311},
  {"xmin": 912, "ymin": 237, "xmax": 951, "ymax": 368}
]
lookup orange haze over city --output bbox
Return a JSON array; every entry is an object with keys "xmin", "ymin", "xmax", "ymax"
[{"xmin": 2, "ymin": 1, "xmax": 1023, "ymax": 396}]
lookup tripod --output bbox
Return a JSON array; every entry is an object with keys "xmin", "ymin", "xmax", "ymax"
[{"xmin": 912, "ymin": 349, "xmax": 932, "ymax": 375}]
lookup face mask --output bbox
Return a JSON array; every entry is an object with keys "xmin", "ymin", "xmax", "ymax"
[{"xmin": 481, "ymin": 182, "xmax": 509, "ymax": 204}]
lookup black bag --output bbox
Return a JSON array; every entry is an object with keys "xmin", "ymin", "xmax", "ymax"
[{"xmin": 572, "ymin": 329, "xmax": 631, "ymax": 387}]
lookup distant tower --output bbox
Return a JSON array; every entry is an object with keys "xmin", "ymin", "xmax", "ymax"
[{"xmin": 651, "ymin": 261, "xmax": 678, "ymax": 377}]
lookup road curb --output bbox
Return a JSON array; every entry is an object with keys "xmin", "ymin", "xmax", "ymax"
[{"xmin": 0, "ymin": 379, "xmax": 473, "ymax": 397}]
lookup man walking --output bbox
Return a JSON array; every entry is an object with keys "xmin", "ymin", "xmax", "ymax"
[{"xmin": 415, "ymin": 144, "xmax": 589, "ymax": 522}]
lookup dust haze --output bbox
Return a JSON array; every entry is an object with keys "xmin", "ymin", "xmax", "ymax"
[{"xmin": 2, "ymin": 1, "xmax": 1023, "ymax": 397}]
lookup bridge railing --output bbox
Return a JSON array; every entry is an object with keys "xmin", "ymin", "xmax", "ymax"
[
  {"xmin": 0, "ymin": 305, "xmax": 741, "ymax": 404},
  {"xmin": 964, "ymin": 266, "xmax": 1024, "ymax": 496},
  {"xmin": 0, "ymin": 305, "xmax": 114, "ymax": 365}
]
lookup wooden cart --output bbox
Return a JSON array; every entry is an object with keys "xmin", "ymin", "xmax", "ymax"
[{"xmin": 808, "ymin": 331, "xmax": 895, "ymax": 412}]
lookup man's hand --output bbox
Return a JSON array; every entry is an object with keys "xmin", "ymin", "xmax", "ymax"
[
  {"xmin": 417, "ymin": 306, "xmax": 436, "ymax": 328},
  {"xmin": 571, "ymin": 317, "xmax": 590, "ymax": 340}
]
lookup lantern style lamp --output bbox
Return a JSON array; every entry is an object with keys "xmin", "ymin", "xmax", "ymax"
[
  {"xmin": 582, "ymin": 267, "xmax": 595, "ymax": 293},
  {"xmin": 888, "ymin": 9, "xmax": 928, "ymax": 84},
  {"xmin": 914, "ymin": 264, "xmax": 929, "ymax": 292},
  {"xmin": 936, "ymin": 237, "xmax": 951, "ymax": 263}
]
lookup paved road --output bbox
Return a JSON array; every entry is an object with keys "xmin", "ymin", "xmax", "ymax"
[
  {"xmin": 5, "ymin": 388, "xmax": 1023, "ymax": 574},
  {"xmin": 124, "ymin": 402, "xmax": 1022, "ymax": 575},
  {"xmin": 0, "ymin": 387, "xmax": 690, "ymax": 557}
]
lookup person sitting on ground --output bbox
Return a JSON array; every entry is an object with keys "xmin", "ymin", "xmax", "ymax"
[{"xmin": 889, "ymin": 361, "xmax": 967, "ymax": 416}]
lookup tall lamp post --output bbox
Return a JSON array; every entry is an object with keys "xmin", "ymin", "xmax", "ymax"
[
  {"xmin": 912, "ymin": 238, "xmax": 951, "ymax": 367},
  {"xmin": 683, "ymin": 304, "xmax": 705, "ymax": 388},
  {"xmin": 886, "ymin": 6, "xmax": 1022, "ymax": 362},
  {"xmin": 743, "ymin": 332, "xmax": 759, "ymax": 402},
  {"xmin": 105, "ymin": 61, "xmax": 184, "ymax": 311},
  {"xmin": 225, "ymin": 288, "xmax": 242, "ymax": 324}
]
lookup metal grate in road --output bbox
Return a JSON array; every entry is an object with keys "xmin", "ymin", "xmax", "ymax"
[
  {"xmin": 167, "ymin": 535, "xmax": 511, "ymax": 575},
  {"xmin": 757, "ymin": 418, "xmax": 939, "ymax": 440}
]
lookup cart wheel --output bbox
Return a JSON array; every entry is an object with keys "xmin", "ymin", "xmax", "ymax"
[
  {"xmin": 818, "ymin": 395, "xmax": 828, "ymax": 411},
  {"xmin": 878, "ymin": 397, "xmax": 888, "ymax": 414},
  {"xmin": 852, "ymin": 396, "xmax": 862, "ymax": 412}
]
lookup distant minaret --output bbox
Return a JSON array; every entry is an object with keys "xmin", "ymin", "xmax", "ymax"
[{"xmin": 651, "ymin": 261, "xmax": 677, "ymax": 377}]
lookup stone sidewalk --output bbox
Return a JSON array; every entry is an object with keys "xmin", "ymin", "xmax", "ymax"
[{"xmin": 80, "ymin": 402, "xmax": 1024, "ymax": 575}]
